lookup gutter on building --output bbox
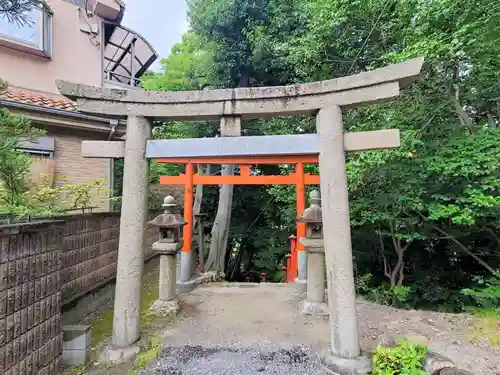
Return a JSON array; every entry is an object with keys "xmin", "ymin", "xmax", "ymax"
[{"xmin": 0, "ymin": 99, "xmax": 120, "ymax": 124}]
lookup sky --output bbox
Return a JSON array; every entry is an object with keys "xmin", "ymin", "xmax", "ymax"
[{"xmin": 122, "ymin": 0, "xmax": 189, "ymax": 70}]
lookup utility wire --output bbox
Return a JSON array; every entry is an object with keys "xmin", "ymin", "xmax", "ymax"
[{"xmin": 347, "ymin": 0, "xmax": 392, "ymax": 74}]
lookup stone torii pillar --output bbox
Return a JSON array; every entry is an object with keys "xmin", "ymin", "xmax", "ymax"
[
  {"xmin": 56, "ymin": 57, "xmax": 423, "ymax": 368},
  {"xmin": 111, "ymin": 115, "xmax": 151, "ymax": 353},
  {"xmin": 317, "ymin": 106, "xmax": 371, "ymax": 372}
]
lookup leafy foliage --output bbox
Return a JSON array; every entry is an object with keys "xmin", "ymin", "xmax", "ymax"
[
  {"xmin": 356, "ymin": 273, "xmax": 411, "ymax": 307},
  {"xmin": 368, "ymin": 340, "xmax": 427, "ymax": 375},
  {"xmin": 0, "ymin": 109, "xmax": 45, "ymax": 208},
  {"xmin": 462, "ymin": 275, "xmax": 500, "ymax": 312}
]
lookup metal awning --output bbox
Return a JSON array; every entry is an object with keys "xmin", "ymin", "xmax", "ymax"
[{"xmin": 103, "ymin": 22, "xmax": 158, "ymax": 86}]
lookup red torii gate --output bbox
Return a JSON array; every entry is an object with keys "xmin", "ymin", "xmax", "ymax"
[{"xmin": 157, "ymin": 154, "xmax": 320, "ymax": 282}]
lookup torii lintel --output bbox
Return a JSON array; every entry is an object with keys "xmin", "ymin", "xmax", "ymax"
[{"xmin": 56, "ymin": 58, "xmax": 423, "ymax": 120}]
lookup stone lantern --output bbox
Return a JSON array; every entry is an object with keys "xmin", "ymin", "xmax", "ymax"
[
  {"xmin": 297, "ymin": 190, "xmax": 328, "ymax": 315},
  {"xmin": 148, "ymin": 195, "xmax": 186, "ymax": 314}
]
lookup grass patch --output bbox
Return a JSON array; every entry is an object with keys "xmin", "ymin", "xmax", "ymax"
[
  {"xmin": 467, "ymin": 308, "xmax": 500, "ymax": 347},
  {"xmin": 87, "ymin": 260, "xmax": 162, "ymax": 348},
  {"xmin": 59, "ymin": 365, "xmax": 89, "ymax": 375}
]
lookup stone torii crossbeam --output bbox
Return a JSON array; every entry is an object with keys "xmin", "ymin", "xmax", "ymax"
[{"xmin": 56, "ymin": 57, "xmax": 424, "ymax": 369}]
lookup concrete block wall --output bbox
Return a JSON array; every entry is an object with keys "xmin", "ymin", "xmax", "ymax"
[
  {"xmin": 0, "ymin": 221, "xmax": 64, "ymax": 375},
  {"xmin": 59, "ymin": 213, "xmax": 121, "ymax": 305},
  {"xmin": 59, "ymin": 211, "xmax": 160, "ymax": 306}
]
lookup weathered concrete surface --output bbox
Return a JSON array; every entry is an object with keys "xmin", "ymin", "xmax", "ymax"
[
  {"xmin": 56, "ymin": 58, "xmax": 424, "ymax": 119},
  {"xmin": 320, "ymin": 351, "xmax": 372, "ymax": 375},
  {"xmin": 111, "ymin": 115, "xmax": 152, "ymax": 349},
  {"xmin": 317, "ymin": 106, "xmax": 360, "ymax": 358}
]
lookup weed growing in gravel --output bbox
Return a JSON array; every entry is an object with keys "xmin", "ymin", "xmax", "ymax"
[{"xmin": 368, "ymin": 339, "xmax": 427, "ymax": 375}]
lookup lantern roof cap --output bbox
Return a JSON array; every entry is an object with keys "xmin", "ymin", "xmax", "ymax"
[
  {"xmin": 149, "ymin": 195, "xmax": 187, "ymax": 228},
  {"xmin": 148, "ymin": 213, "xmax": 186, "ymax": 228}
]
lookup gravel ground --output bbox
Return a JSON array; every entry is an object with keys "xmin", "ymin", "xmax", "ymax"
[
  {"xmin": 142, "ymin": 345, "xmax": 329, "ymax": 375},
  {"xmin": 147, "ymin": 283, "xmax": 499, "ymax": 375}
]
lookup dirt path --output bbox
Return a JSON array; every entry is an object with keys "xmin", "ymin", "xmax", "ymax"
[{"xmin": 152, "ymin": 283, "xmax": 499, "ymax": 375}]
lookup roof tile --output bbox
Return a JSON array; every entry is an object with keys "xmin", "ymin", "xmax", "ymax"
[{"xmin": 0, "ymin": 86, "xmax": 77, "ymax": 112}]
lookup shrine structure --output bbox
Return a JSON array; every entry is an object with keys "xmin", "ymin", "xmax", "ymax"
[
  {"xmin": 56, "ymin": 56, "xmax": 424, "ymax": 372},
  {"xmin": 156, "ymin": 154, "xmax": 321, "ymax": 284}
]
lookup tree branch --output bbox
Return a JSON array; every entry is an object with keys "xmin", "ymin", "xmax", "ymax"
[
  {"xmin": 483, "ymin": 227, "xmax": 500, "ymax": 248},
  {"xmin": 433, "ymin": 225, "xmax": 498, "ymax": 277},
  {"xmin": 0, "ymin": 0, "xmax": 42, "ymax": 26},
  {"xmin": 448, "ymin": 65, "xmax": 475, "ymax": 135},
  {"xmin": 379, "ymin": 229, "xmax": 391, "ymax": 279}
]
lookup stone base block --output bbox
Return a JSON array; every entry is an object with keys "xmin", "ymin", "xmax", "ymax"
[
  {"xmin": 150, "ymin": 298, "xmax": 180, "ymax": 315},
  {"xmin": 293, "ymin": 278, "xmax": 307, "ymax": 293},
  {"xmin": 62, "ymin": 347, "xmax": 92, "ymax": 366},
  {"xmin": 177, "ymin": 279, "xmax": 198, "ymax": 293},
  {"xmin": 301, "ymin": 300, "xmax": 328, "ymax": 316},
  {"xmin": 425, "ymin": 352, "xmax": 455, "ymax": 375},
  {"xmin": 320, "ymin": 350, "xmax": 371, "ymax": 375},
  {"xmin": 177, "ymin": 272, "xmax": 217, "ymax": 293},
  {"xmin": 99, "ymin": 344, "xmax": 140, "ymax": 364},
  {"xmin": 62, "ymin": 325, "xmax": 92, "ymax": 365}
]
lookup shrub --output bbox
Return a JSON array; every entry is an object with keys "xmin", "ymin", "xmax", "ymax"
[
  {"xmin": 368, "ymin": 339, "xmax": 427, "ymax": 375},
  {"xmin": 356, "ymin": 273, "xmax": 411, "ymax": 307},
  {"xmin": 461, "ymin": 274, "xmax": 500, "ymax": 313}
]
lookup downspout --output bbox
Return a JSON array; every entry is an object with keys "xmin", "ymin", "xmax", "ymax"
[
  {"xmin": 107, "ymin": 118, "xmax": 120, "ymax": 211},
  {"xmin": 108, "ymin": 118, "xmax": 119, "ymax": 140}
]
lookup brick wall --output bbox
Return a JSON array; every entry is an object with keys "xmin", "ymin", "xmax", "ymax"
[
  {"xmin": 54, "ymin": 131, "xmax": 111, "ymax": 212},
  {"xmin": 0, "ymin": 221, "xmax": 64, "ymax": 375}
]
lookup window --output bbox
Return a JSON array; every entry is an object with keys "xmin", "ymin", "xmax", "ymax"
[
  {"xmin": 19, "ymin": 136, "xmax": 55, "ymax": 158},
  {"xmin": 0, "ymin": 3, "xmax": 52, "ymax": 57}
]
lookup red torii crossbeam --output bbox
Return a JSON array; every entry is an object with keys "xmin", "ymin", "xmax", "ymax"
[{"xmin": 157, "ymin": 155, "xmax": 320, "ymax": 282}]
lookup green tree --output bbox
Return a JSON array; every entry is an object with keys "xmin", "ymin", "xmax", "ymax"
[{"xmin": 0, "ymin": 109, "xmax": 44, "ymax": 208}]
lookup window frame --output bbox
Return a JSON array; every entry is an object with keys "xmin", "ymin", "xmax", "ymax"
[{"xmin": 0, "ymin": 2, "xmax": 53, "ymax": 58}]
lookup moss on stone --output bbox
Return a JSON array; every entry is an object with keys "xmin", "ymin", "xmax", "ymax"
[
  {"xmin": 88, "ymin": 259, "xmax": 162, "ymax": 347},
  {"xmin": 128, "ymin": 336, "xmax": 164, "ymax": 375}
]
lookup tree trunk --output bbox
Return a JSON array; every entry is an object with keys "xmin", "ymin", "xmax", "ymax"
[
  {"xmin": 204, "ymin": 73, "xmax": 248, "ymax": 276},
  {"xmin": 205, "ymin": 121, "xmax": 241, "ymax": 275}
]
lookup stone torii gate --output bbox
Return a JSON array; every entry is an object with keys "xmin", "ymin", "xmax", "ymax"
[{"xmin": 56, "ymin": 57, "xmax": 423, "ymax": 369}]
